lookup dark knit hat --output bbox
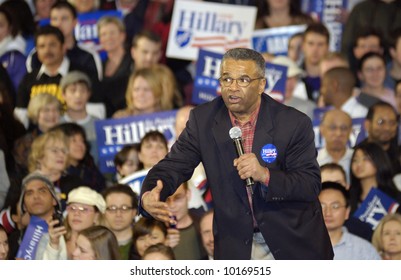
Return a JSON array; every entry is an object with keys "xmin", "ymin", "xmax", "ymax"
[{"xmin": 19, "ymin": 172, "xmax": 61, "ymax": 214}]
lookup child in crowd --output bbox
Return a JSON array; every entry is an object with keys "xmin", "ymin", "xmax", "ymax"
[
  {"xmin": 142, "ymin": 243, "xmax": 175, "ymax": 260},
  {"xmin": 113, "ymin": 144, "xmax": 140, "ymax": 182},
  {"xmin": 60, "ymin": 71, "xmax": 100, "ymax": 162}
]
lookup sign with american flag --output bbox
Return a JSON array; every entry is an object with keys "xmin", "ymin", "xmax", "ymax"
[{"xmin": 166, "ymin": 0, "xmax": 257, "ymax": 61}]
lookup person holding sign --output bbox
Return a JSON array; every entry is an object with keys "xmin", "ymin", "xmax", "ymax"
[
  {"xmin": 350, "ymin": 142, "xmax": 401, "ymax": 219},
  {"xmin": 139, "ymin": 48, "xmax": 333, "ymax": 260}
]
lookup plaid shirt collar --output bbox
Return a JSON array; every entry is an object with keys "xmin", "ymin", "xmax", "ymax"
[{"xmin": 228, "ymin": 102, "xmax": 260, "ymax": 128}]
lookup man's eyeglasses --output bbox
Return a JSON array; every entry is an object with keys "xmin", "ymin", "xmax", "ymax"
[
  {"xmin": 67, "ymin": 205, "xmax": 95, "ymax": 214},
  {"xmin": 321, "ymin": 203, "xmax": 347, "ymax": 212},
  {"xmin": 218, "ymin": 76, "xmax": 264, "ymax": 87},
  {"xmin": 105, "ymin": 205, "xmax": 133, "ymax": 214},
  {"xmin": 375, "ymin": 118, "xmax": 397, "ymax": 127}
]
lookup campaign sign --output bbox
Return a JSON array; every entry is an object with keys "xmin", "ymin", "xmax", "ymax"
[
  {"xmin": 353, "ymin": 188, "xmax": 400, "ymax": 230},
  {"xmin": 192, "ymin": 49, "xmax": 223, "ymax": 104},
  {"xmin": 302, "ymin": 0, "xmax": 347, "ymax": 51},
  {"xmin": 252, "ymin": 25, "xmax": 307, "ymax": 56},
  {"xmin": 166, "ymin": 0, "xmax": 257, "ymax": 61},
  {"xmin": 192, "ymin": 49, "xmax": 287, "ymax": 104},
  {"xmin": 119, "ymin": 169, "xmax": 149, "ymax": 195},
  {"xmin": 313, "ymin": 114, "xmax": 366, "ymax": 149},
  {"xmin": 95, "ymin": 110, "xmax": 177, "ymax": 173},
  {"xmin": 16, "ymin": 216, "xmax": 48, "ymax": 260}
]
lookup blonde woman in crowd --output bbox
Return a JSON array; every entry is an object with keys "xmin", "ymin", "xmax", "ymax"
[
  {"xmin": 13, "ymin": 93, "xmax": 62, "ymax": 176},
  {"xmin": 97, "ymin": 15, "xmax": 132, "ymax": 117},
  {"xmin": 152, "ymin": 64, "xmax": 183, "ymax": 110},
  {"xmin": 372, "ymin": 213, "xmax": 401, "ymax": 260},
  {"xmin": 46, "ymin": 186, "xmax": 106, "ymax": 259},
  {"xmin": 27, "ymin": 130, "xmax": 84, "ymax": 209},
  {"xmin": 27, "ymin": 93, "xmax": 61, "ymax": 134},
  {"xmin": 112, "ymin": 68, "xmax": 171, "ymax": 118}
]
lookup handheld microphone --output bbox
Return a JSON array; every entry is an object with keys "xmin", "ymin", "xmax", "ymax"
[{"xmin": 229, "ymin": 126, "xmax": 254, "ymax": 194}]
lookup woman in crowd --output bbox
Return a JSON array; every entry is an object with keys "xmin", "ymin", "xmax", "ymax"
[
  {"xmin": 26, "ymin": 93, "xmax": 61, "ymax": 135},
  {"xmin": 27, "ymin": 130, "xmax": 84, "ymax": 209},
  {"xmin": 112, "ymin": 68, "xmax": 173, "ymax": 118},
  {"xmin": 130, "ymin": 217, "xmax": 168, "ymax": 260},
  {"xmin": 12, "ymin": 94, "xmax": 61, "ymax": 190},
  {"xmin": 46, "ymin": 186, "xmax": 106, "ymax": 259},
  {"xmin": 372, "ymin": 213, "xmax": 401, "ymax": 260},
  {"xmin": 51, "ymin": 123, "xmax": 106, "ymax": 192},
  {"xmin": 349, "ymin": 141, "xmax": 401, "ymax": 214},
  {"xmin": 72, "ymin": 225, "xmax": 120, "ymax": 260},
  {"xmin": 357, "ymin": 52, "xmax": 396, "ymax": 109},
  {"xmin": 255, "ymin": 0, "xmax": 314, "ymax": 29},
  {"xmin": 97, "ymin": 15, "xmax": 132, "ymax": 117}
]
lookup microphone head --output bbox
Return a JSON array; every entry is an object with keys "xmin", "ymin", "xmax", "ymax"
[{"xmin": 229, "ymin": 126, "xmax": 242, "ymax": 139}]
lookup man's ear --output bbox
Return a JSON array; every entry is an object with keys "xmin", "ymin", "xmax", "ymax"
[
  {"xmin": 345, "ymin": 206, "xmax": 351, "ymax": 221},
  {"xmin": 364, "ymin": 119, "xmax": 371, "ymax": 133},
  {"xmin": 258, "ymin": 78, "xmax": 266, "ymax": 95}
]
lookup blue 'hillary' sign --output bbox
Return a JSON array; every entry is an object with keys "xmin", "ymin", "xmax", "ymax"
[
  {"xmin": 252, "ymin": 25, "xmax": 307, "ymax": 56},
  {"xmin": 353, "ymin": 188, "xmax": 400, "ymax": 230},
  {"xmin": 192, "ymin": 49, "xmax": 287, "ymax": 104},
  {"xmin": 302, "ymin": 0, "xmax": 347, "ymax": 51},
  {"xmin": 95, "ymin": 110, "xmax": 177, "ymax": 174}
]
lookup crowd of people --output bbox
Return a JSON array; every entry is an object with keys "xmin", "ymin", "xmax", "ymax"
[{"xmin": 1, "ymin": 0, "xmax": 401, "ymax": 260}]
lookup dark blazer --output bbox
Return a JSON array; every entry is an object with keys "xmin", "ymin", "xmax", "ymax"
[{"xmin": 141, "ymin": 94, "xmax": 333, "ymax": 260}]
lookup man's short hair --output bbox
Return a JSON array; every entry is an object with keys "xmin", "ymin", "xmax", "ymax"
[
  {"xmin": 365, "ymin": 101, "xmax": 398, "ymax": 121},
  {"xmin": 222, "ymin": 48, "xmax": 266, "ymax": 77},
  {"xmin": 131, "ymin": 30, "xmax": 161, "ymax": 48},
  {"xmin": 34, "ymin": 25, "xmax": 64, "ymax": 46},
  {"xmin": 102, "ymin": 184, "xmax": 139, "ymax": 211},
  {"xmin": 303, "ymin": 22, "xmax": 330, "ymax": 43},
  {"xmin": 321, "ymin": 181, "xmax": 350, "ymax": 206},
  {"xmin": 352, "ymin": 28, "xmax": 383, "ymax": 49},
  {"xmin": 320, "ymin": 163, "xmax": 347, "ymax": 181},
  {"xmin": 51, "ymin": 1, "xmax": 77, "ymax": 19}
]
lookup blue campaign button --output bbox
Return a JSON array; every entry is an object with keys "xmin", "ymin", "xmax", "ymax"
[{"xmin": 260, "ymin": 144, "xmax": 278, "ymax": 163}]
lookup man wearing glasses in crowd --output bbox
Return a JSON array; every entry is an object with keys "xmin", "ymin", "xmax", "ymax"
[
  {"xmin": 362, "ymin": 101, "xmax": 401, "ymax": 173},
  {"xmin": 140, "ymin": 48, "xmax": 333, "ymax": 260},
  {"xmin": 102, "ymin": 185, "xmax": 138, "ymax": 260}
]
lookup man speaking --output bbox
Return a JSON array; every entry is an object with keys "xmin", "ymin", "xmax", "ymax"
[{"xmin": 139, "ymin": 48, "xmax": 333, "ymax": 260}]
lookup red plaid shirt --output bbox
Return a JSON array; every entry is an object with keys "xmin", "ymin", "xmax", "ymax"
[{"xmin": 229, "ymin": 107, "xmax": 270, "ymax": 186}]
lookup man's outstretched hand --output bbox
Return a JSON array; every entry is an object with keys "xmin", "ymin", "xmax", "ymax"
[{"xmin": 142, "ymin": 180, "xmax": 177, "ymax": 226}]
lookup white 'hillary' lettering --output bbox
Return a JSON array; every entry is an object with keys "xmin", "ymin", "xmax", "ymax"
[{"xmin": 178, "ymin": 11, "xmax": 246, "ymax": 37}]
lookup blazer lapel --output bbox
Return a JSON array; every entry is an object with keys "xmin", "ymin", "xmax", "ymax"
[
  {"xmin": 212, "ymin": 104, "xmax": 250, "ymax": 207},
  {"xmin": 253, "ymin": 94, "xmax": 274, "ymax": 164}
]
